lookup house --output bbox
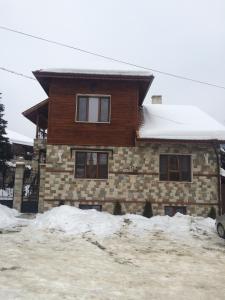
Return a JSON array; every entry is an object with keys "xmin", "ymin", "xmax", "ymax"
[
  {"xmin": 6, "ymin": 129, "xmax": 33, "ymax": 161},
  {"xmin": 22, "ymin": 69, "xmax": 225, "ymax": 216}
]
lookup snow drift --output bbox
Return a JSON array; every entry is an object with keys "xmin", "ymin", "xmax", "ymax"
[
  {"xmin": 0, "ymin": 204, "xmax": 20, "ymax": 229},
  {"xmin": 31, "ymin": 205, "xmax": 216, "ymax": 239},
  {"xmin": 32, "ymin": 205, "xmax": 124, "ymax": 237}
]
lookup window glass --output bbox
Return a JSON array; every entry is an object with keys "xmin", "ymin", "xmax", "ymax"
[
  {"xmin": 180, "ymin": 156, "xmax": 191, "ymax": 181},
  {"xmin": 169, "ymin": 156, "xmax": 179, "ymax": 170},
  {"xmin": 88, "ymin": 97, "xmax": 99, "ymax": 122},
  {"xmin": 99, "ymin": 98, "xmax": 109, "ymax": 122},
  {"xmin": 98, "ymin": 153, "xmax": 108, "ymax": 178},
  {"xmin": 99, "ymin": 153, "xmax": 107, "ymax": 165},
  {"xmin": 165, "ymin": 206, "xmax": 186, "ymax": 217},
  {"xmin": 79, "ymin": 204, "xmax": 102, "ymax": 211},
  {"xmin": 75, "ymin": 152, "xmax": 86, "ymax": 178},
  {"xmin": 75, "ymin": 152, "xmax": 108, "ymax": 179},
  {"xmin": 78, "ymin": 97, "xmax": 88, "ymax": 121},
  {"xmin": 160, "ymin": 155, "xmax": 168, "ymax": 180},
  {"xmin": 160, "ymin": 155, "xmax": 191, "ymax": 182},
  {"xmin": 77, "ymin": 96, "xmax": 110, "ymax": 122},
  {"xmin": 169, "ymin": 172, "xmax": 180, "ymax": 181}
]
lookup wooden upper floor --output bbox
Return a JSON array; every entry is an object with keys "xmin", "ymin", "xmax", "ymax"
[{"xmin": 23, "ymin": 69, "xmax": 154, "ymax": 146}]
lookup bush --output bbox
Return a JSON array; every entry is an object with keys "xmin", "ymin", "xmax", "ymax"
[
  {"xmin": 143, "ymin": 201, "xmax": 153, "ymax": 218},
  {"xmin": 113, "ymin": 201, "xmax": 122, "ymax": 215},
  {"xmin": 207, "ymin": 207, "xmax": 216, "ymax": 219}
]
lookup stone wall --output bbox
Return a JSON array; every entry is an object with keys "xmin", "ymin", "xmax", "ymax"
[{"xmin": 41, "ymin": 143, "xmax": 219, "ymax": 216}]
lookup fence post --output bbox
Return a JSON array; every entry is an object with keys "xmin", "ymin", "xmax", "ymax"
[
  {"xmin": 38, "ymin": 163, "xmax": 46, "ymax": 213},
  {"xmin": 13, "ymin": 160, "xmax": 25, "ymax": 212}
]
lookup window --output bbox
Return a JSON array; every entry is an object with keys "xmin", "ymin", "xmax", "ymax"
[
  {"xmin": 76, "ymin": 96, "xmax": 110, "ymax": 123},
  {"xmin": 79, "ymin": 204, "xmax": 102, "ymax": 211},
  {"xmin": 75, "ymin": 152, "xmax": 108, "ymax": 179},
  {"xmin": 160, "ymin": 155, "xmax": 191, "ymax": 182},
  {"xmin": 165, "ymin": 206, "xmax": 187, "ymax": 217}
]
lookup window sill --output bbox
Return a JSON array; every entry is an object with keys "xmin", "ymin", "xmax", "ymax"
[
  {"xmin": 158, "ymin": 180, "xmax": 193, "ymax": 184},
  {"xmin": 75, "ymin": 178, "xmax": 108, "ymax": 181},
  {"xmin": 75, "ymin": 121, "xmax": 111, "ymax": 124}
]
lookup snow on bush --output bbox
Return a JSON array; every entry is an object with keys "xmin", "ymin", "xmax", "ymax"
[
  {"xmin": 0, "ymin": 204, "xmax": 19, "ymax": 229},
  {"xmin": 31, "ymin": 205, "xmax": 216, "ymax": 239}
]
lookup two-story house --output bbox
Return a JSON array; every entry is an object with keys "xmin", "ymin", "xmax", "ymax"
[{"xmin": 23, "ymin": 69, "xmax": 225, "ymax": 216}]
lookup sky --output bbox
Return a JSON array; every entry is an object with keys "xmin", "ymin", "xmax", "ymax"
[{"xmin": 0, "ymin": 0, "xmax": 225, "ymax": 138}]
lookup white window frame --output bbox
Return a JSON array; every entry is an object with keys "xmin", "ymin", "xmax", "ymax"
[{"xmin": 75, "ymin": 94, "xmax": 111, "ymax": 124}]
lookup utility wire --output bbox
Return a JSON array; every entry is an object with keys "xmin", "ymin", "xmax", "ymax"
[
  {"xmin": 0, "ymin": 67, "xmax": 36, "ymax": 81},
  {"xmin": 0, "ymin": 25, "xmax": 225, "ymax": 89}
]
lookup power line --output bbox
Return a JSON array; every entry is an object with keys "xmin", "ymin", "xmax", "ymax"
[
  {"xmin": 0, "ymin": 25, "xmax": 225, "ymax": 90},
  {"xmin": 0, "ymin": 67, "xmax": 36, "ymax": 81}
]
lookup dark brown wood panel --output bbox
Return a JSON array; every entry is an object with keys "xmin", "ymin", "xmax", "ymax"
[{"xmin": 47, "ymin": 78, "xmax": 139, "ymax": 146}]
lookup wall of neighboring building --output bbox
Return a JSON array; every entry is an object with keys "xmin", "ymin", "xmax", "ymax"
[
  {"xmin": 41, "ymin": 142, "xmax": 219, "ymax": 216},
  {"xmin": 47, "ymin": 78, "xmax": 139, "ymax": 146}
]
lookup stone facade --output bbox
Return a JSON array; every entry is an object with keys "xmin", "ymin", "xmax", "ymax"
[{"xmin": 38, "ymin": 142, "xmax": 219, "ymax": 217}]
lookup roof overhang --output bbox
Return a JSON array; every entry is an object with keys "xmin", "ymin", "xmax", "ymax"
[
  {"xmin": 22, "ymin": 98, "xmax": 49, "ymax": 129},
  {"xmin": 135, "ymin": 136, "xmax": 225, "ymax": 145},
  {"xmin": 33, "ymin": 69, "xmax": 154, "ymax": 106}
]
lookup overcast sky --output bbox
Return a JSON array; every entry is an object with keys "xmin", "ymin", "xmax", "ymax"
[{"xmin": 1, "ymin": 0, "xmax": 225, "ymax": 138}]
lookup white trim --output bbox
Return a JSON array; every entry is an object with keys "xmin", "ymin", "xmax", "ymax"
[{"xmin": 75, "ymin": 94, "xmax": 111, "ymax": 124}]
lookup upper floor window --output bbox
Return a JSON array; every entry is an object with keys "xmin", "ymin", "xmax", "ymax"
[
  {"xmin": 160, "ymin": 154, "xmax": 191, "ymax": 182},
  {"xmin": 76, "ymin": 95, "xmax": 110, "ymax": 123},
  {"xmin": 75, "ymin": 151, "xmax": 108, "ymax": 179}
]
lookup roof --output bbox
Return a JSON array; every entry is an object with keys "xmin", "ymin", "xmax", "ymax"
[
  {"xmin": 6, "ymin": 129, "xmax": 33, "ymax": 147},
  {"xmin": 22, "ymin": 98, "xmax": 49, "ymax": 129},
  {"xmin": 33, "ymin": 68, "xmax": 154, "ymax": 106},
  {"xmin": 138, "ymin": 104, "xmax": 225, "ymax": 142},
  {"xmin": 37, "ymin": 68, "xmax": 153, "ymax": 77}
]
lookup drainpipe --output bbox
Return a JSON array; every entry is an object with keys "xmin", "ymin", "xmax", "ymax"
[{"xmin": 212, "ymin": 141, "xmax": 221, "ymax": 215}]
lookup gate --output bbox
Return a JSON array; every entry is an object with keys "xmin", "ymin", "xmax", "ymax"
[
  {"xmin": 21, "ymin": 170, "xmax": 39, "ymax": 213},
  {"xmin": 0, "ymin": 166, "xmax": 15, "ymax": 208},
  {"xmin": 0, "ymin": 188, "xmax": 14, "ymax": 208}
]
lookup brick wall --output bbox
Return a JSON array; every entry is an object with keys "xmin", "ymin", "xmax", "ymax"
[{"xmin": 41, "ymin": 143, "xmax": 219, "ymax": 216}]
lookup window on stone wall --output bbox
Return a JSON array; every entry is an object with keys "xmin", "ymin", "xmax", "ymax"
[
  {"xmin": 75, "ymin": 151, "xmax": 108, "ymax": 179},
  {"xmin": 160, "ymin": 154, "xmax": 191, "ymax": 182},
  {"xmin": 76, "ymin": 95, "xmax": 110, "ymax": 123},
  {"xmin": 79, "ymin": 204, "xmax": 102, "ymax": 211},
  {"xmin": 165, "ymin": 206, "xmax": 187, "ymax": 217}
]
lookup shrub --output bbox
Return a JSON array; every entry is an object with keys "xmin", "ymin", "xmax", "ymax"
[
  {"xmin": 207, "ymin": 207, "xmax": 216, "ymax": 219},
  {"xmin": 113, "ymin": 201, "xmax": 122, "ymax": 215},
  {"xmin": 143, "ymin": 201, "xmax": 153, "ymax": 218}
]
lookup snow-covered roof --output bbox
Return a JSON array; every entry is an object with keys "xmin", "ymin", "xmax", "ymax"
[
  {"xmin": 35, "ymin": 68, "xmax": 152, "ymax": 77},
  {"xmin": 6, "ymin": 129, "xmax": 33, "ymax": 147},
  {"xmin": 139, "ymin": 104, "xmax": 225, "ymax": 141}
]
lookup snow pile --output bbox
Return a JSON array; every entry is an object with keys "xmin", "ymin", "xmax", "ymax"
[
  {"xmin": 32, "ymin": 205, "xmax": 123, "ymax": 237},
  {"xmin": 31, "ymin": 205, "xmax": 216, "ymax": 239},
  {"xmin": 127, "ymin": 213, "xmax": 216, "ymax": 238},
  {"xmin": 0, "ymin": 204, "xmax": 20, "ymax": 229},
  {"xmin": 139, "ymin": 104, "xmax": 225, "ymax": 140}
]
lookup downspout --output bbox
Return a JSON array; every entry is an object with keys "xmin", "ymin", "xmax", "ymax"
[{"xmin": 212, "ymin": 141, "xmax": 221, "ymax": 215}]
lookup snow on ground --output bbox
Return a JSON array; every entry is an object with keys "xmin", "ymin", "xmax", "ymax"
[
  {"xmin": 0, "ymin": 205, "xmax": 225, "ymax": 299},
  {"xmin": 32, "ymin": 205, "xmax": 124, "ymax": 237},
  {"xmin": 31, "ymin": 205, "xmax": 215, "ymax": 243},
  {"xmin": 0, "ymin": 204, "xmax": 30, "ymax": 230}
]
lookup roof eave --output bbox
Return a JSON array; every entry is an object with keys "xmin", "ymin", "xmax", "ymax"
[{"xmin": 135, "ymin": 136, "xmax": 225, "ymax": 144}]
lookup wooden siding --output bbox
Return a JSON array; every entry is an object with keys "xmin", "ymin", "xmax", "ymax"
[{"xmin": 47, "ymin": 78, "xmax": 139, "ymax": 146}]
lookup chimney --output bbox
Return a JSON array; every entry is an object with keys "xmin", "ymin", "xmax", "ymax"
[{"xmin": 151, "ymin": 95, "xmax": 162, "ymax": 104}]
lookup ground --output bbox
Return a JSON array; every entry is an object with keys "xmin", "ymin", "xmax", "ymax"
[{"xmin": 0, "ymin": 206, "xmax": 225, "ymax": 300}]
